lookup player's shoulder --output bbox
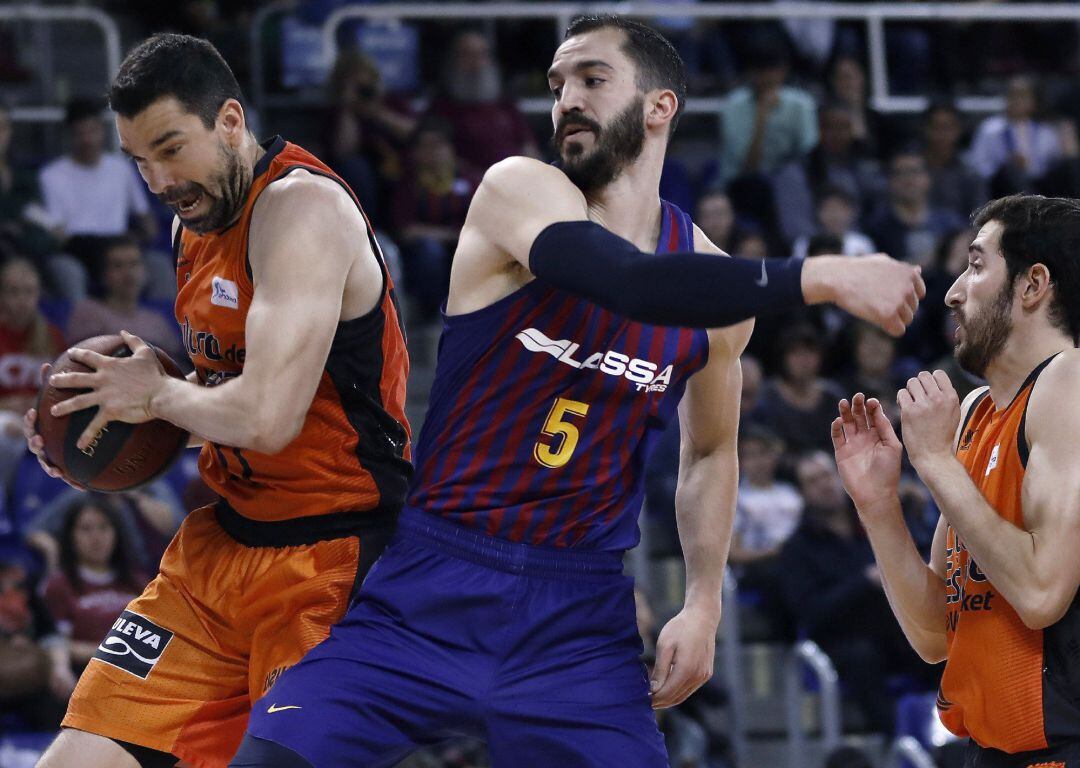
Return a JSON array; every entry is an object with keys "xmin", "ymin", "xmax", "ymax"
[
  {"xmin": 1026, "ymin": 349, "xmax": 1080, "ymax": 418},
  {"xmin": 479, "ymin": 155, "xmax": 580, "ymax": 200},
  {"xmin": 253, "ymin": 168, "xmax": 361, "ymax": 236}
]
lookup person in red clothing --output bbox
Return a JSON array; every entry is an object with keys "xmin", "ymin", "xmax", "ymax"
[
  {"xmin": 0, "ymin": 256, "xmax": 64, "ymax": 495},
  {"xmin": 42, "ymin": 495, "xmax": 149, "ymax": 675},
  {"xmin": 0, "ymin": 256, "xmax": 65, "ymax": 410},
  {"xmin": 426, "ymin": 30, "xmax": 539, "ymax": 173}
]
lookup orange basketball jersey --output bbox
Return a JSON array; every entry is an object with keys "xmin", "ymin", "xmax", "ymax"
[
  {"xmin": 173, "ymin": 136, "xmax": 411, "ymax": 523},
  {"xmin": 939, "ymin": 354, "xmax": 1080, "ymax": 753}
]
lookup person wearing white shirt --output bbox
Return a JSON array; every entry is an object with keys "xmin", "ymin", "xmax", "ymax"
[
  {"xmin": 38, "ymin": 99, "xmax": 156, "ymax": 242},
  {"xmin": 968, "ymin": 76, "xmax": 1061, "ymax": 185}
]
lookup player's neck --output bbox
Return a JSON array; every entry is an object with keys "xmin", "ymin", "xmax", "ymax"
[
  {"xmin": 586, "ymin": 149, "xmax": 665, "ymax": 252},
  {"xmin": 984, "ymin": 324, "xmax": 1073, "ymax": 408}
]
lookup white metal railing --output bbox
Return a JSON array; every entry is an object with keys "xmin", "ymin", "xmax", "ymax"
[
  {"xmin": 0, "ymin": 5, "xmax": 121, "ymax": 125},
  {"xmin": 304, "ymin": 2, "xmax": 1080, "ymax": 116},
  {"xmin": 785, "ymin": 639, "xmax": 842, "ymax": 768}
]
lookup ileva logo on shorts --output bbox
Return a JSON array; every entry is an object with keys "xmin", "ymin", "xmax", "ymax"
[
  {"xmin": 93, "ymin": 610, "xmax": 174, "ymax": 679},
  {"xmin": 516, "ymin": 328, "xmax": 673, "ymax": 393}
]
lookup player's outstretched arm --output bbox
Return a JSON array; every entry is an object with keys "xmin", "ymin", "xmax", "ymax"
[
  {"xmin": 901, "ymin": 358, "xmax": 1080, "ymax": 630},
  {"xmin": 146, "ymin": 172, "xmax": 378, "ymax": 453},
  {"xmin": 466, "ymin": 157, "xmax": 924, "ymax": 335},
  {"xmin": 832, "ymin": 393, "xmax": 947, "ymax": 662}
]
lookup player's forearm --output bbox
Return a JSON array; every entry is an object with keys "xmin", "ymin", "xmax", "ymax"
[
  {"xmin": 674, "ymin": 450, "xmax": 737, "ymax": 624},
  {"xmin": 914, "ymin": 454, "xmax": 1044, "ymax": 623},
  {"xmin": 861, "ymin": 503, "xmax": 948, "ymax": 662},
  {"xmin": 150, "ymin": 375, "xmax": 296, "ymax": 454},
  {"xmin": 528, "ymin": 221, "xmax": 805, "ymax": 328}
]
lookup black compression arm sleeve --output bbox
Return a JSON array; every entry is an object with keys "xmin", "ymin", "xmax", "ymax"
[{"xmin": 527, "ymin": 220, "xmax": 806, "ymax": 328}]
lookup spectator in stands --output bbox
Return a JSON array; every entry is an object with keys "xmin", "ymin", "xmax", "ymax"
[
  {"xmin": 720, "ymin": 38, "xmax": 817, "ymax": 184},
  {"xmin": 779, "ymin": 451, "xmax": 934, "ymax": 734},
  {"xmin": 65, "ymin": 234, "xmax": 184, "ymax": 363},
  {"xmin": 750, "ymin": 324, "xmax": 846, "ymax": 455},
  {"xmin": 326, "ymin": 49, "xmax": 418, "ymax": 220},
  {"xmin": 25, "ymin": 485, "xmax": 184, "ymax": 576},
  {"xmin": 968, "ymin": 75, "xmax": 1061, "ymax": 196},
  {"xmin": 826, "ymin": 56, "xmax": 887, "ymax": 158},
  {"xmin": 730, "ymin": 424, "xmax": 801, "ymax": 639},
  {"xmin": 802, "ymin": 101, "xmax": 884, "ymax": 213},
  {"xmin": 731, "ymin": 229, "xmax": 768, "ymax": 260},
  {"xmin": 427, "ymin": 30, "xmax": 539, "ymax": 173},
  {"xmin": 694, "ymin": 188, "xmax": 736, "ymax": 254},
  {"xmin": 0, "ymin": 257, "xmax": 64, "ymax": 499},
  {"xmin": 792, "ymin": 186, "xmax": 876, "ymax": 260},
  {"xmin": 0, "ymin": 556, "xmax": 70, "ymax": 729},
  {"xmin": 41, "ymin": 495, "xmax": 147, "ymax": 675},
  {"xmin": 864, "ymin": 148, "xmax": 965, "ymax": 267},
  {"xmin": 837, "ymin": 322, "xmax": 906, "ymax": 422},
  {"xmin": 732, "ymin": 424, "xmax": 802, "ymax": 567},
  {"xmin": 0, "ymin": 104, "xmax": 60, "ymax": 260},
  {"xmin": 922, "ymin": 101, "xmax": 985, "ymax": 220},
  {"xmin": 38, "ymin": 99, "xmax": 157, "ymax": 299},
  {"xmin": 392, "ymin": 118, "xmax": 479, "ymax": 321}
]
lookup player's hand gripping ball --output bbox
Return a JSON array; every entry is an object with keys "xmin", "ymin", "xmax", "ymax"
[{"xmin": 34, "ymin": 334, "xmax": 188, "ymax": 491}]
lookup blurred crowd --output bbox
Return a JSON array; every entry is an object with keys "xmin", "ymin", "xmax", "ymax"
[{"xmin": 3, "ymin": 1, "xmax": 1080, "ymax": 766}]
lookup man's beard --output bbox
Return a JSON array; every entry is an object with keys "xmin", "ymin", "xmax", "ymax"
[
  {"xmin": 550, "ymin": 95, "xmax": 647, "ymax": 195},
  {"xmin": 159, "ymin": 142, "xmax": 249, "ymax": 235},
  {"xmin": 954, "ymin": 280, "xmax": 1014, "ymax": 378}
]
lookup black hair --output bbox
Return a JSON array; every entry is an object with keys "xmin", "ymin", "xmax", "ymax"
[
  {"xmin": 109, "ymin": 33, "xmax": 243, "ymax": 129},
  {"xmin": 816, "ymin": 183, "xmax": 857, "ymax": 208},
  {"xmin": 806, "ymin": 233, "xmax": 844, "ymax": 258},
  {"xmin": 744, "ymin": 36, "xmax": 791, "ymax": 72},
  {"xmin": 972, "ymin": 194, "xmax": 1080, "ymax": 342},
  {"xmin": 564, "ymin": 15, "xmax": 688, "ymax": 138},
  {"xmin": 59, "ymin": 494, "xmax": 138, "ymax": 593},
  {"xmin": 65, "ymin": 97, "xmax": 105, "ymax": 127},
  {"xmin": 923, "ymin": 98, "xmax": 962, "ymax": 123}
]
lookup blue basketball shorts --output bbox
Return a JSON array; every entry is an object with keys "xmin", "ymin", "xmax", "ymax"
[{"xmin": 237, "ymin": 506, "xmax": 668, "ymax": 768}]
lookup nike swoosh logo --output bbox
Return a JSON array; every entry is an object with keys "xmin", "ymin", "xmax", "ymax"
[
  {"xmin": 755, "ymin": 260, "xmax": 768, "ymax": 287},
  {"xmin": 267, "ymin": 704, "xmax": 302, "ymax": 713}
]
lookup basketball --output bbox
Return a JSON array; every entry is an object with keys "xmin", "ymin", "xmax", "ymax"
[{"xmin": 34, "ymin": 334, "xmax": 189, "ymax": 492}]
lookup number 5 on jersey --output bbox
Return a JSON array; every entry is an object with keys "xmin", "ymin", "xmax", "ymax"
[{"xmin": 534, "ymin": 397, "xmax": 590, "ymax": 469}]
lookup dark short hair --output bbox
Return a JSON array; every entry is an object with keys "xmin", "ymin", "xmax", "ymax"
[
  {"xmin": 778, "ymin": 323, "xmax": 824, "ymax": 355},
  {"xmin": 972, "ymin": 194, "xmax": 1080, "ymax": 342},
  {"xmin": 816, "ymin": 183, "xmax": 857, "ymax": 208},
  {"xmin": 109, "ymin": 33, "xmax": 243, "ymax": 129},
  {"xmin": 923, "ymin": 98, "xmax": 961, "ymax": 123},
  {"xmin": 65, "ymin": 97, "xmax": 105, "ymax": 127},
  {"xmin": 102, "ymin": 233, "xmax": 142, "ymax": 257},
  {"xmin": 806, "ymin": 233, "xmax": 844, "ymax": 258},
  {"xmin": 564, "ymin": 15, "xmax": 688, "ymax": 138}
]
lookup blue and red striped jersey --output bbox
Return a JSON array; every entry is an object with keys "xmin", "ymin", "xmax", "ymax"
[{"xmin": 407, "ymin": 200, "xmax": 710, "ymax": 551}]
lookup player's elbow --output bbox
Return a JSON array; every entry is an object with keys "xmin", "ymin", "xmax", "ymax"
[
  {"xmin": 1017, "ymin": 589, "xmax": 1071, "ymax": 631},
  {"xmin": 913, "ymin": 638, "xmax": 948, "ymax": 665},
  {"xmin": 248, "ymin": 411, "xmax": 305, "ymax": 455}
]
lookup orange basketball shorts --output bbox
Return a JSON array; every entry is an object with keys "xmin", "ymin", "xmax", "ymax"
[{"xmin": 61, "ymin": 503, "xmax": 390, "ymax": 768}]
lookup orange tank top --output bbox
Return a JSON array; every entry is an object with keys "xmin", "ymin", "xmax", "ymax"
[
  {"xmin": 173, "ymin": 136, "xmax": 411, "ymax": 525},
  {"xmin": 939, "ymin": 354, "xmax": 1080, "ymax": 752}
]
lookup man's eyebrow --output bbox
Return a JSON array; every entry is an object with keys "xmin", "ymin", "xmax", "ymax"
[
  {"xmin": 149, "ymin": 129, "xmax": 183, "ymax": 149},
  {"xmin": 546, "ymin": 59, "xmax": 614, "ymax": 81},
  {"xmin": 969, "ymin": 242, "xmax": 985, "ymax": 255}
]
